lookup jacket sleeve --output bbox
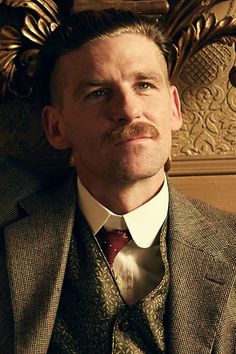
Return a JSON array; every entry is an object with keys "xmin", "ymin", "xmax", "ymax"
[
  {"xmin": 212, "ymin": 272, "xmax": 236, "ymax": 353},
  {"xmin": 0, "ymin": 231, "xmax": 14, "ymax": 353}
]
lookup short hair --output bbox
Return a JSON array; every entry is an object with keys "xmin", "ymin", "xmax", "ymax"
[{"xmin": 35, "ymin": 8, "xmax": 169, "ymax": 108}]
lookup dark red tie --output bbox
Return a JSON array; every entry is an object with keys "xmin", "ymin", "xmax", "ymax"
[{"xmin": 97, "ymin": 228, "xmax": 131, "ymax": 266}]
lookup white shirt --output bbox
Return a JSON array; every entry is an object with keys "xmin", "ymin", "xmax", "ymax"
[{"xmin": 77, "ymin": 177, "xmax": 169, "ymax": 305}]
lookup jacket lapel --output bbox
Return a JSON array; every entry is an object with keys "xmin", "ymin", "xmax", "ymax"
[
  {"xmin": 4, "ymin": 173, "xmax": 76, "ymax": 354},
  {"xmin": 166, "ymin": 186, "xmax": 236, "ymax": 354}
]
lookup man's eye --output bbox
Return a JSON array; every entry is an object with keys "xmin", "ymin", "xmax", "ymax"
[
  {"xmin": 138, "ymin": 82, "xmax": 153, "ymax": 90},
  {"xmin": 87, "ymin": 89, "xmax": 106, "ymax": 99}
]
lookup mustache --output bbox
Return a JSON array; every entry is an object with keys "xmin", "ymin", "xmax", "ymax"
[{"xmin": 103, "ymin": 122, "xmax": 159, "ymax": 145}]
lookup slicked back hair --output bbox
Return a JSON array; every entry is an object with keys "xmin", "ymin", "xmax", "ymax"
[{"xmin": 35, "ymin": 8, "xmax": 169, "ymax": 108}]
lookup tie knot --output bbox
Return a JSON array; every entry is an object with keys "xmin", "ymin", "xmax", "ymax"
[{"xmin": 98, "ymin": 229, "xmax": 131, "ymax": 266}]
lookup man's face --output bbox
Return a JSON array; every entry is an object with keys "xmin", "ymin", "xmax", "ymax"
[{"xmin": 43, "ymin": 33, "xmax": 182, "ymax": 188}]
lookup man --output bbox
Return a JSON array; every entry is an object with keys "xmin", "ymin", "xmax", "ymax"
[{"xmin": 0, "ymin": 8, "xmax": 235, "ymax": 354}]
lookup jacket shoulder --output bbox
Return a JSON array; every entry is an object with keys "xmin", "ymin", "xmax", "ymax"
[
  {"xmin": 169, "ymin": 181, "xmax": 236, "ymax": 227},
  {"xmin": 0, "ymin": 156, "xmax": 72, "ymax": 227},
  {"xmin": 188, "ymin": 194, "xmax": 236, "ymax": 228},
  {"xmin": 168, "ymin": 183, "xmax": 236, "ymax": 266}
]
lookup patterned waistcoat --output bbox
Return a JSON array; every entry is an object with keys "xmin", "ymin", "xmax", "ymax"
[{"xmin": 48, "ymin": 211, "xmax": 170, "ymax": 354}]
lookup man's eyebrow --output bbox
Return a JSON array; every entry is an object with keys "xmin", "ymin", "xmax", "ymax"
[
  {"xmin": 73, "ymin": 72, "xmax": 165, "ymax": 97},
  {"xmin": 133, "ymin": 71, "xmax": 165, "ymax": 83},
  {"xmin": 73, "ymin": 79, "xmax": 108, "ymax": 97}
]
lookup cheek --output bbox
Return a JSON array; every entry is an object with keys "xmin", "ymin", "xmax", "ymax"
[
  {"xmin": 67, "ymin": 121, "xmax": 101, "ymax": 153},
  {"xmin": 144, "ymin": 106, "xmax": 173, "ymax": 131},
  {"xmin": 144, "ymin": 94, "xmax": 172, "ymax": 117}
]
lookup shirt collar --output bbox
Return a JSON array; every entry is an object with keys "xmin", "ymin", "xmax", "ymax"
[{"xmin": 77, "ymin": 176, "xmax": 169, "ymax": 248}]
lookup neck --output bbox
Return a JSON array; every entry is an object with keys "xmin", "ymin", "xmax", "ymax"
[{"xmin": 78, "ymin": 171, "xmax": 165, "ymax": 214}]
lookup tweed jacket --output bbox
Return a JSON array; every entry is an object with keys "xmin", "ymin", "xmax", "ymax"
[{"xmin": 0, "ymin": 156, "xmax": 235, "ymax": 354}]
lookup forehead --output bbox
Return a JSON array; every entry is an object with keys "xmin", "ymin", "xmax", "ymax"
[{"xmin": 52, "ymin": 33, "xmax": 167, "ymax": 88}]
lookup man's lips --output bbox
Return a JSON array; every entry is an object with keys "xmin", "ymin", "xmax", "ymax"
[{"xmin": 114, "ymin": 135, "xmax": 153, "ymax": 145}]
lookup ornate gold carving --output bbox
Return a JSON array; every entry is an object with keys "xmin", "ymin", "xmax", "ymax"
[
  {"xmin": 181, "ymin": 44, "xmax": 231, "ymax": 85},
  {"xmin": 72, "ymin": 0, "xmax": 169, "ymax": 15},
  {"xmin": 172, "ymin": 42, "xmax": 236, "ymax": 159},
  {"xmin": 0, "ymin": 0, "xmax": 59, "ymax": 22},
  {"xmin": 228, "ymin": 81, "xmax": 236, "ymax": 111},
  {"xmin": 0, "ymin": 0, "xmax": 59, "ymax": 96},
  {"xmin": 158, "ymin": 0, "xmax": 236, "ymax": 83}
]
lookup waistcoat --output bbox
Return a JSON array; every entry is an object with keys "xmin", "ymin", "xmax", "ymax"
[{"xmin": 48, "ymin": 211, "xmax": 170, "ymax": 354}]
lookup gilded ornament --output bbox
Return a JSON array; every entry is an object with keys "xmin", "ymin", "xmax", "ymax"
[
  {"xmin": 159, "ymin": 0, "xmax": 236, "ymax": 83},
  {"xmin": 0, "ymin": 0, "xmax": 60, "ymax": 96}
]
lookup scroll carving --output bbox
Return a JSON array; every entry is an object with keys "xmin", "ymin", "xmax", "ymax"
[
  {"xmin": 0, "ymin": 0, "xmax": 60, "ymax": 97},
  {"xmin": 171, "ymin": 40, "xmax": 236, "ymax": 160},
  {"xmin": 158, "ymin": 0, "xmax": 236, "ymax": 84}
]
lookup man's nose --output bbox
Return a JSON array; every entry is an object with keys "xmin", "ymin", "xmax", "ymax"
[{"xmin": 109, "ymin": 89, "xmax": 142, "ymax": 123}]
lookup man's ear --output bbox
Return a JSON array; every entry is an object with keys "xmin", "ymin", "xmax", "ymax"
[
  {"xmin": 42, "ymin": 105, "xmax": 71, "ymax": 150},
  {"xmin": 170, "ymin": 86, "xmax": 183, "ymax": 132}
]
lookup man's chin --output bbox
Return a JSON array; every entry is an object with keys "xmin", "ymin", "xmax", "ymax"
[{"xmin": 110, "ymin": 164, "xmax": 162, "ymax": 183}]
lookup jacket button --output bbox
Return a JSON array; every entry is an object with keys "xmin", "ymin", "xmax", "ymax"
[{"xmin": 119, "ymin": 320, "xmax": 130, "ymax": 332}]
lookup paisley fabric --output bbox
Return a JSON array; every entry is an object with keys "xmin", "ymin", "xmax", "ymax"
[{"xmin": 48, "ymin": 210, "xmax": 170, "ymax": 354}]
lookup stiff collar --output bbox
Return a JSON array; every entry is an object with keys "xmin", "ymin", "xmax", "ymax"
[{"xmin": 77, "ymin": 176, "xmax": 169, "ymax": 248}]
